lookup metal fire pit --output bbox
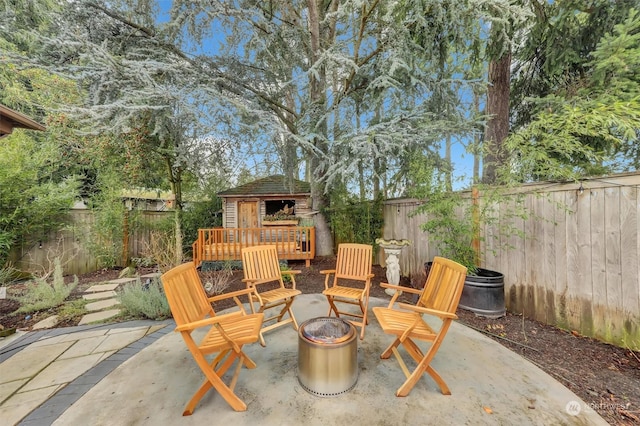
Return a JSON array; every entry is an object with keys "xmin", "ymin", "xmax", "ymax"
[{"xmin": 297, "ymin": 317, "xmax": 358, "ymax": 397}]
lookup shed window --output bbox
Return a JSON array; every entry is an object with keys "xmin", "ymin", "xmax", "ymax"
[{"xmin": 265, "ymin": 199, "xmax": 296, "ymax": 215}]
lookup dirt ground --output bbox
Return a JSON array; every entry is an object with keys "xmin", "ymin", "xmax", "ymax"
[{"xmin": 1, "ymin": 257, "xmax": 639, "ymax": 425}]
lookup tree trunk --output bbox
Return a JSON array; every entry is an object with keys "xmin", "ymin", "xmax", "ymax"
[
  {"xmin": 372, "ymin": 154, "xmax": 381, "ymax": 199},
  {"xmin": 307, "ymin": 0, "xmax": 334, "ymax": 256},
  {"xmin": 166, "ymin": 155, "xmax": 183, "ymax": 265},
  {"xmin": 483, "ymin": 52, "xmax": 511, "ymax": 184},
  {"xmin": 445, "ymin": 134, "xmax": 452, "ymax": 191},
  {"xmin": 473, "ymin": 89, "xmax": 481, "ymax": 184}
]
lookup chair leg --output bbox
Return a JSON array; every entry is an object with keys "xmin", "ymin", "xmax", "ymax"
[
  {"xmin": 326, "ymin": 296, "xmax": 339, "ymax": 317},
  {"xmin": 396, "ymin": 355, "xmax": 450, "ymax": 397},
  {"xmin": 241, "ymin": 352, "xmax": 258, "ymax": 370},
  {"xmin": 183, "ymin": 350, "xmax": 248, "ymax": 414},
  {"xmin": 184, "ymin": 378, "xmax": 213, "ymax": 416},
  {"xmin": 228, "ymin": 355, "xmax": 245, "ymax": 391},
  {"xmin": 256, "ymin": 299, "xmax": 299, "ymax": 347},
  {"xmin": 359, "ymin": 300, "xmax": 368, "ymax": 340},
  {"xmin": 396, "ymin": 338, "xmax": 450, "ymax": 397},
  {"xmin": 425, "ymin": 365, "xmax": 451, "ymax": 395},
  {"xmin": 276, "ymin": 298, "xmax": 299, "ymax": 330},
  {"xmin": 380, "ymin": 338, "xmax": 401, "ymax": 359},
  {"xmin": 286, "ymin": 301, "xmax": 299, "ymax": 330}
]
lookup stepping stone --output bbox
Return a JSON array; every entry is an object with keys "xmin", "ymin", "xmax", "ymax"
[
  {"xmin": 32, "ymin": 315, "xmax": 60, "ymax": 330},
  {"xmin": 85, "ymin": 299, "xmax": 120, "ymax": 312},
  {"xmin": 82, "ymin": 291, "xmax": 117, "ymax": 301},
  {"xmin": 78, "ymin": 309, "xmax": 121, "ymax": 325},
  {"xmin": 85, "ymin": 283, "xmax": 120, "ymax": 293},
  {"xmin": 106, "ymin": 277, "xmax": 138, "ymax": 285}
]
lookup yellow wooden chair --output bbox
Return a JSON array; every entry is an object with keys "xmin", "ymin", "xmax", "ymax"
[
  {"xmin": 241, "ymin": 245, "xmax": 302, "ymax": 346},
  {"xmin": 161, "ymin": 262, "xmax": 264, "ymax": 413},
  {"xmin": 372, "ymin": 256, "xmax": 467, "ymax": 397},
  {"xmin": 321, "ymin": 243, "xmax": 374, "ymax": 340}
]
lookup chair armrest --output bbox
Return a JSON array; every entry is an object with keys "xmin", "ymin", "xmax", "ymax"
[
  {"xmin": 282, "ymin": 269, "xmax": 301, "ymax": 290},
  {"xmin": 320, "ymin": 269, "xmax": 336, "ymax": 290},
  {"xmin": 207, "ymin": 287, "xmax": 255, "ymax": 303},
  {"xmin": 397, "ymin": 303, "xmax": 459, "ymax": 320},
  {"xmin": 241, "ymin": 279, "xmax": 265, "ymax": 305},
  {"xmin": 175, "ymin": 312, "xmax": 243, "ymax": 332},
  {"xmin": 207, "ymin": 287, "xmax": 255, "ymax": 314},
  {"xmin": 380, "ymin": 282, "xmax": 422, "ymax": 295}
]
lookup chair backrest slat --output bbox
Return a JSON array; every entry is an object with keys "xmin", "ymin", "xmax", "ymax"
[
  {"xmin": 418, "ymin": 257, "xmax": 467, "ymax": 313},
  {"xmin": 161, "ymin": 262, "xmax": 214, "ymax": 326},
  {"xmin": 241, "ymin": 245, "xmax": 284, "ymax": 285},
  {"xmin": 335, "ymin": 243, "xmax": 372, "ymax": 281}
]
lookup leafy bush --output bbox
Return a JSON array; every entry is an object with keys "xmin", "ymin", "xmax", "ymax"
[
  {"xmin": 15, "ymin": 258, "xmax": 77, "ymax": 313},
  {"xmin": 117, "ymin": 277, "xmax": 171, "ymax": 320},
  {"xmin": 200, "ymin": 260, "xmax": 242, "ymax": 271},
  {"xmin": 326, "ymin": 196, "xmax": 384, "ymax": 248},
  {"xmin": 0, "ymin": 133, "xmax": 80, "ymax": 267},
  {"xmin": 0, "ymin": 264, "xmax": 20, "ymax": 286},
  {"xmin": 131, "ymin": 257, "xmax": 156, "ymax": 268},
  {"xmin": 280, "ymin": 262, "xmax": 293, "ymax": 283},
  {"xmin": 57, "ymin": 299, "xmax": 88, "ymax": 320},
  {"xmin": 181, "ymin": 197, "xmax": 223, "ymax": 255}
]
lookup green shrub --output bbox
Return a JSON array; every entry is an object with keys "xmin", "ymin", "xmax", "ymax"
[
  {"xmin": 15, "ymin": 258, "xmax": 77, "ymax": 313},
  {"xmin": 181, "ymin": 197, "xmax": 223, "ymax": 255},
  {"xmin": 326, "ymin": 196, "xmax": 384, "ymax": 249},
  {"xmin": 0, "ymin": 265, "xmax": 20, "ymax": 286},
  {"xmin": 200, "ymin": 260, "xmax": 242, "ymax": 271},
  {"xmin": 131, "ymin": 257, "xmax": 156, "ymax": 268},
  {"xmin": 117, "ymin": 277, "xmax": 171, "ymax": 320},
  {"xmin": 280, "ymin": 262, "xmax": 293, "ymax": 283},
  {"xmin": 58, "ymin": 299, "xmax": 88, "ymax": 320}
]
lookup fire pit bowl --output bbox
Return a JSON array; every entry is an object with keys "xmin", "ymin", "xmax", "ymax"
[{"xmin": 297, "ymin": 317, "xmax": 358, "ymax": 397}]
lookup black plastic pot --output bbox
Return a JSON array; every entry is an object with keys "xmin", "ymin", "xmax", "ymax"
[{"xmin": 424, "ymin": 262, "xmax": 505, "ymax": 319}]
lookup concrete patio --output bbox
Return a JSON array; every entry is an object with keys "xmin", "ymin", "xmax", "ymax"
[{"xmin": 1, "ymin": 294, "xmax": 607, "ymax": 425}]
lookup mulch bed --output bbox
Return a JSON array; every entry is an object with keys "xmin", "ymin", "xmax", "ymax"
[{"xmin": 1, "ymin": 258, "xmax": 639, "ymax": 425}]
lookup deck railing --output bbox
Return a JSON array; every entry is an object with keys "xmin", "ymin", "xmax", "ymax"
[{"xmin": 192, "ymin": 226, "xmax": 316, "ymax": 267}]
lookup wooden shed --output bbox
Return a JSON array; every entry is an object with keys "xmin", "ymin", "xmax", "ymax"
[
  {"xmin": 218, "ymin": 175, "xmax": 312, "ymax": 228},
  {"xmin": 192, "ymin": 175, "xmax": 316, "ymax": 267}
]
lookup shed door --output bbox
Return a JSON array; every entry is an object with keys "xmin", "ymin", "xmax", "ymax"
[{"xmin": 238, "ymin": 201, "xmax": 258, "ymax": 228}]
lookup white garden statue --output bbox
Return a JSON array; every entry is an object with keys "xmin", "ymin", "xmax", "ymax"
[{"xmin": 375, "ymin": 238, "xmax": 411, "ymax": 295}]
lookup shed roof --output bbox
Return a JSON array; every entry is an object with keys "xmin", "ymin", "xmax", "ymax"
[
  {"xmin": 0, "ymin": 104, "xmax": 46, "ymax": 138},
  {"xmin": 218, "ymin": 175, "xmax": 311, "ymax": 197}
]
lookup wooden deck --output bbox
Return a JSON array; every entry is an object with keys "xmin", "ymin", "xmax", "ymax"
[{"xmin": 192, "ymin": 226, "xmax": 315, "ymax": 267}]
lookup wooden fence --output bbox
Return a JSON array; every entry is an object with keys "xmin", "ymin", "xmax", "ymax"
[
  {"xmin": 8, "ymin": 209, "xmax": 173, "ymax": 276},
  {"xmin": 379, "ymin": 172, "xmax": 640, "ymax": 347}
]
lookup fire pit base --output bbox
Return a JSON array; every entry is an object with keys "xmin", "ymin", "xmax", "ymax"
[{"xmin": 297, "ymin": 317, "xmax": 358, "ymax": 397}]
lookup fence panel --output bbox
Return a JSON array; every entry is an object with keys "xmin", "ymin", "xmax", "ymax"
[
  {"xmin": 8, "ymin": 209, "xmax": 174, "ymax": 276},
  {"xmin": 381, "ymin": 173, "xmax": 640, "ymax": 347}
]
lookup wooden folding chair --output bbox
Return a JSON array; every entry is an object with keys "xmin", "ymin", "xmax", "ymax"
[
  {"xmin": 241, "ymin": 245, "xmax": 302, "ymax": 346},
  {"xmin": 321, "ymin": 243, "xmax": 374, "ymax": 340},
  {"xmin": 161, "ymin": 262, "xmax": 264, "ymax": 413},
  {"xmin": 372, "ymin": 256, "xmax": 467, "ymax": 397}
]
